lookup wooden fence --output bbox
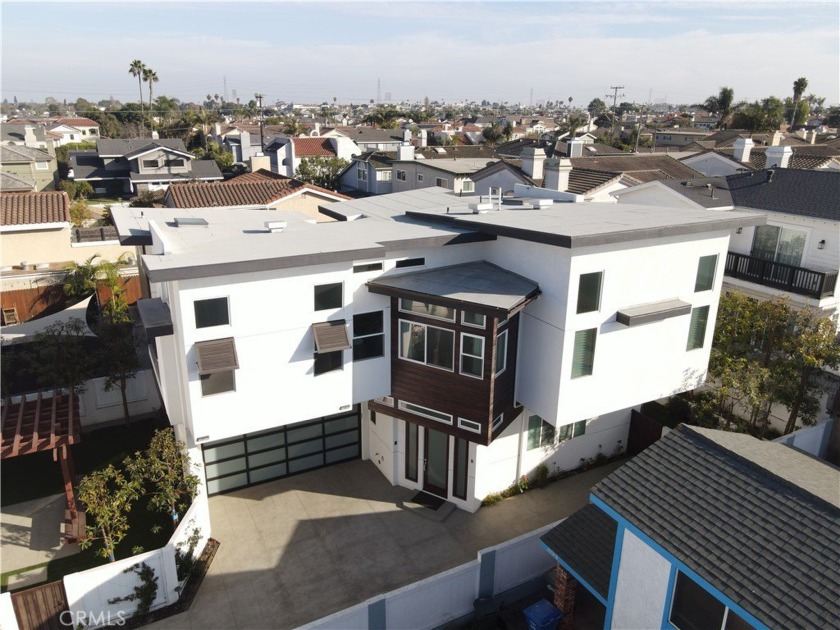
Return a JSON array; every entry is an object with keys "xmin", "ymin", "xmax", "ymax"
[{"xmin": 11, "ymin": 581, "xmax": 68, "ymax": 630}]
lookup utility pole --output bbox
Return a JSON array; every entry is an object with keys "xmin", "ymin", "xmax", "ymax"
[
  {"xmin": 606, "ymin": 85, "xmax": 625, "ymax": 143},
  {"xmin": 255, "ymin": 93, "xmax": 265, "ymax": 152}
]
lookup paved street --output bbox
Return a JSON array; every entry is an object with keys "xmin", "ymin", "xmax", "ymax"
[{"xmin": 150, "ymin": 459, "xmax": 622, "ymax": 630}]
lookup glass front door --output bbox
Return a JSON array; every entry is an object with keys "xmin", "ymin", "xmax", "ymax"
[{"xmin": 423, "ymin": 428, "xmax": 449, "ymax": 497}]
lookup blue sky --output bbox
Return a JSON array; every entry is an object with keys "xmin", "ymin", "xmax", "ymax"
[{"xmin": 2, "ymin": 1, "xmax": 838, "ymax": 106}]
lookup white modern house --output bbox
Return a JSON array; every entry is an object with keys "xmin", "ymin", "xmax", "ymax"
[{"xmin": 113, "ymin": 187, "xmax": 763, "ymax": 512}]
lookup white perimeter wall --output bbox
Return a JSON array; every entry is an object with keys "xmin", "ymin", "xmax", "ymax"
[{"xmin": 611, "ymin": 529, "xmax": 672, "ymax": 630}]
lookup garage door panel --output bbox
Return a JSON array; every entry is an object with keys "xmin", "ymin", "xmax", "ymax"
[
  {"xmin": 326, "ymin": 444, "xmax": 358, "ymax": 464},
  {"xmin": 204, "ymin": 442, "xmax": 245, "ymax": 463},
  {"xmin": 287, "ymin": 423, "xmax": 322, "ymax": 443},
  {"xmin": 249, "ymin": 463, "xmax": 287, "ymax": 484},
  {"xmin": 247, "ymin": 432, "xmax": 285, "ymax": 451},
  {"xmin": 248, "ymin": 448, "xmax": 286, "ymax": 468},
  {"xmin": 207, "ymin": 472, "xmax": 249, "ymax": 494},
  {"xmin": 288, "ymin": 453, "xmax": 324, "ymax": 474},
  {"xmin": 205, "ymin": 458, "xmax": 247, "ymax": 478}
]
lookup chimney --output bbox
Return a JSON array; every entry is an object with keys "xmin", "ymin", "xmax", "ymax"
[
  {"xmin": 314, "ymin": 122, "xmax": 321, "ymax": 136},
  {"xmin": 806, "ymin": 130, "xmax": 817, "ymax": 144},
  {"xmin": 733, "ymin": 137, "xmax": 754, "ymax": 163},
  {"xmin": 250, "ymin": 154, "xmax": 270, "ymax": 172},
  {"xmin": 151, "ymin": 130, "xmax": 159, "ymax": 139},
  {"xmin": 543, "ymin": 157, "xmax": 572, "ymax": 192},
  {"xmin": 419, "ymin": 129, "xmax": 428, "ymax": 148},
  {"xmin": 566, "ymin": 140, "xmax": 583, "ymax": 158},
  {"xmin": 770, "ymin": 131, "xmax": 783, "ymax": 146},
  {"xmin": 765, "ymin": 145, "xmax": 792, "ymax": 168},
  {"xmin": 521, "ymin": 146, "xmax": 546, "ymax": 180},
  {"xmin": 23, "ymin": 125, "xmax": 36, "ymax": 145},
  {"xmin": 214, "ymin": 122, "xmax": 222, "ymax": 136},
  {"xmin": 403, "ymin": 129, "xmax": 412, "ymax": 143},
  {"xmin": 397, "ymin": 142, "xmax": 415, "ymax": 161}
]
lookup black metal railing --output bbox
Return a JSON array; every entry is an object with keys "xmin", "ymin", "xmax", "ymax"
[{"xmin": 725, "ymin": 252, "xmax": 838, "ymax": 299}]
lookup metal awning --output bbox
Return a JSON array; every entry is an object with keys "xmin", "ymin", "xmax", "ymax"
[
  {"xmin": 312, "ymin": 320, "xmax": 351, "ymax": 353},
  {"xmin": 616, "ymin": 299, "xmax": 691, "ymax": 327},
  {"xmin": 196, "ymin": 337, "xmax": 239, "ymax": 374}
]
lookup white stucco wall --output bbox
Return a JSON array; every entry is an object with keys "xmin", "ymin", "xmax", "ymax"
[{"xmin": 611, "ymin": 528, "xmax": 673, "ymax": 630}]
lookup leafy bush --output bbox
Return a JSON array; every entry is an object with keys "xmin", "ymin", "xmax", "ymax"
[
  {"xmin": 70, "ymin": 200, "xmax": 92, "ymax": 226},
  {"xmin": 482, "ymin": 492, "xmax": 503, "ymax": 506},
  {"xmin": 535, "ymin": 464, "xmax": 549, "ymax": 488}
]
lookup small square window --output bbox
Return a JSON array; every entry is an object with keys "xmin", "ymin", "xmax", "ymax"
[
  {"xmin": 462, "ymin": 311, "xmax": 485, "ymax": 328},
  {"xmin": 417, "ymin": 173, "xmax": 424, "ymax": 182},
  {"xmin": 201, "ymin": 370, "xmax": 235, "ymax": 396},
  {"xmin": 314, "ymin": 283, "xmax": 342, "ymax": 311},
  {"xmin": 194, "ymin": 297, "xmax": 229, "ymax": 328},
  {"xmin": 462, "ymin": 180, "xmax": 475, "ymax": 193},
  {"xmin": 314, "ymin": 350, "xmax": 343, "ymax": 375},
  {"xmin": 396, "ymin": 170, "xmax": 406, "ymax": 181}
]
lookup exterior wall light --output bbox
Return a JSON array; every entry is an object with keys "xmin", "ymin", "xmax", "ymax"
[{"xmin": 818, "ymin": 240, "xmax": 826, "ymax": 249}]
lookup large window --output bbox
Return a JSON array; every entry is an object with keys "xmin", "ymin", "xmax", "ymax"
[
  {"xmin": 495, "ymin": 330, "xmax": 508, "ymax": 376},
  {"xmin": 314, "ymin": 351, "xmax": 343, "ymax": 375},
  {"xmin": 669, "ymin": 571, "xmax": 753, "ymax": 630},
  {"xmin": 165, "ymin": 159, "xmax": 185, "ymax": 168},
  {"xmin": 399, "ymin": 298, "xmax": 454, "ymax": 321},
  {"xmin": 572, "ymin": 329, "xmax": 596, "ymax": 378},
  {"xmin": 577, "ymin": 272, "xmax": 603, "ymax": 314},
  {"xmin": 527, "ymin": 415, "xmax": 555, "ymax": 450},
  {"xmin": 686, "ymin": 306, "xmax": 710, "ymax": 350},
  {"xmin": 695, "ymin": 255, "xmax": 718, "ymax": 292},
  {"xmin": 194, "ymin": 297, "xmax": 229, "ymax": 328},
  {"xmin": 460, "ymin": 333, "xmax": 485, "ymax": 378},
  {"xmin": 314, "ymin": 283, "xmax": 342, "ymax": 311},
  {"xmin": 751, "ymin": 225, "xmax": 806, "ymax": 267},
  {"xmin": 142, "ymin": 159, "xmax": 159, "ymax": 168},
  {"xmin": 353, "ymin": 311, "xmax": 384, "ymax": 361},
  {"xmin": 399, "ymin": 320, "xmax": 454, "ymax": 370},
  {"xmin": 398, "ymin": 401, "xmax": 452, "ymax": 425},
  {"xmin": 557, "ymin": 420, "xmax": 586, "ymax": 441}
]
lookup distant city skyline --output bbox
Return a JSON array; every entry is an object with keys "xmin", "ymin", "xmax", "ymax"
[{"xmin": 2, "ymin": 1, "xmax": 838, "ymax": 108}]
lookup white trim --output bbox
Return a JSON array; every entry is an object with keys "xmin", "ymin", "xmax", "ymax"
[
  {"xmin": 460, "ymin": 332, "xmax": 485, "ymax": 379},
  {"xmin": 492, "ymin": 413, "xmax": 504, "ymax": 433},
  {"xmin": 71, "ymin": 240, "xmax": 122, "ymax": 248},
  {"xmin": 457, "ymin": 417, "xmax": 482, "ymax": 433},
  {"xmin": 0, "ymin": 221, "xmax": 70, "ymax": 233},
  {"xmin": 461, "ymin": 311, "xmax": 486, "ymax": 329},
  {"xmin": 495, "ymin": 330, "xmax": 508, "ymax": 376},
  {"xmin": 398, "ymin": 298, "xmax": 454, "ymax": 322},
  {"xmin": 398, "ymin": 400, "xmax": 453, "ymax": 425},
  {"xmin": 398, "ymin": 319, "xmax": 455, "ymax": 372}
]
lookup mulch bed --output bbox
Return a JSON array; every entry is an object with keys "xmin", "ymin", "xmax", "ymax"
[{"xmin": 122, "ymin": 538, "xmax": 220, "ymax": 629}]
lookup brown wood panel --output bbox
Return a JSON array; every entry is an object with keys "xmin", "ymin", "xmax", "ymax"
[
  {"xmin": 96, "ymin": 275, "xmax": 142, "ymax": 307},
  {"xmin": 11, "ymin": 580, "xmax": 69, "ymax": 630},
  {"xmin": 0, "ymin": 285, "xmax": 66, "ymax": 324},
  {"xmin": 492, "ymin": 313, "xmax": 520, "ymax": 419},
  {"xmin": 626, "ymin": 408, "xmax": 663, "ymax": 456}
]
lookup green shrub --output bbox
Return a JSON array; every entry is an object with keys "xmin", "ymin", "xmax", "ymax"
[
  {"xmin": 535, "ymin": 464, "xmax": 549, "ymax": 488},
  {"xmin": 482, "ymin": 492, "xmax": 503, "ymax": 506}
]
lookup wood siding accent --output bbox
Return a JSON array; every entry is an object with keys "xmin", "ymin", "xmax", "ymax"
[
  {"xmin": 388, "ymin": 297, "xmax": 520, "ymax": 446},
  {"xmin": 96, "ymin": 275, "xmax": 142, "ymax": 308},
  {"xmin": 11, "ymin": 580, "xmax": 69, "ymax": 630},
  {"xmin": 0, "ymin": 285, "xmax": 66, "ymax": 324}
]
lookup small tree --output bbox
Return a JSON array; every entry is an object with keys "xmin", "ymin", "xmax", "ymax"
[
  {"xmin": 98, "ymin": 320, "xmax": 140, "ymax": 424},
  {"xmin": 32, "ymin": 318, "xmax": 90, "ymax": 397},
  {"xmin": 294, "ymin": 156, "xmax": 349, "ymax": 190},
  {"xmin": 64, "ymin": 254, "xmax": 101, "ymax": 301},
  {"xmin": 70, "ymin": 199, "xmax": 93, "ymax": 227},
  {"xmin": 126, "ymin": 428, "xmax": 200, "ymax": 529},
  {"xmin": 78, "ymin": 464, "xmax": 141, "ymax": 562}
]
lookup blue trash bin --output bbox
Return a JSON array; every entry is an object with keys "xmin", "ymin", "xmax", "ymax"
[{"xmin": 523, "ymin": 598, "xmax": 563, "ymax": 630}]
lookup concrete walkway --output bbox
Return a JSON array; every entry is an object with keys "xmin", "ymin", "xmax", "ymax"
[
  {"xmin": 0, "ymin": 494, "xmax": 80, "ymax": 582},
  {"xmin": 150, "ymin": 459, "xmax": 623, "ymax": 630}
]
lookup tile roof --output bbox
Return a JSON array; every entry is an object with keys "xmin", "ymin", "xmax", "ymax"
[
  {"xmin": 592, "ymin": 425, "xmax": 840, "ymax": 630},
  {"xmin": 715, "ymin": 145, "xmax": 840, "ymax": 170},
  {"xmin": 55, "ymin": 117, "xmax": 99, "ymax": 128},
  {"xmin": 541, "ymin": 503, "xmax": 617, "ymax": 600},
  {"xmin": 567, "ymin": 168, "xmax": 623, "ymax": 195},
  {"xmin": 726, "ymin": 168, "xmax": 840, "ymax": 220},
  {"xmin": 292, "ymin": 137, "xmax": 337, "ymax": 157},
  {"xmin": 0, "ymin": 145, "xmax": 55, "ymax": 163},
  {"xmin": 569, "ymin": 154, "xmax": 703, "ymax": 181},
  {"xmin": 164, "ymin": 169, "xmax": 348, "ymax": 208},
  {"xmin": 1, "ymin": 191, "xmax": 71, "ymax": 225}
]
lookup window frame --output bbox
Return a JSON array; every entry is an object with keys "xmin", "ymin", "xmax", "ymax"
[
  {"xmin": 396, "ymin": 169, "xmax": 407, "ymax": 181},
  {"xmin": 460, "ymin": 332, "xmax": 485, "ymax": 379},
  {"xmin": 452, "ymin": 437, "xmax": 469, "ymax": 500},
  {"xmin": 314, "ymin": 349, "xmax": 344, "ymax": 375},
  {"xmin": 352, "ymin": 311, "xmax": 385, "ymax": 362},
  {"xmin": 686, "ymin": 305, "xmax": 710, "ymax": 351},
  {"xmin": 398, "ymin": 401, "xmax": 453, "ymax": 425},
  {"xmin": 694, "ymin": 255, "xmax": 718, "ymax": 292},
  {"xmin": 399, "ymin": 298, "xmax": 455, "ymax": 322},
  {"xmin": 353, "ymin": 262, "xmax": 383, "ymax": 273},
  {"xmin": 417, "ymin": 173, "xmax": 424, "ymax": 182},
  {"xmin": 395, "ymin": 257, "xmax": 425, "ymax": 269},
  {"xmin": 200, "ymin": 370, "xmax": 236, "ymax": 396},
  {"xmin": 527, "ymin": 414, "xmax": 555, "ymax": 450},
  {"xmin": 35, "ymin": 161, "xmax": 50, "ymax": 171},
  {"xmin": 142, "ymin": 159, "xmax": 159, "ymax": 169},
  {"xmin": 495, "ymin": 330, "xmax": 508, "ymax": 376},
  {"xmin": 571, "ymin": 328, "xmax": 597, "ymax": 378},
  {"xmin": 398, "ymin": 319, "xmax": 455, "ymax": 371},
  {"xmin": 557, "ymin": 419, "xmax": 586, "ymax": 441},
  {"xmin": 576, "ymin": 271, "xmax": 603, "ymax": 314},
  {"xmin": 165, "ymin": 158, "xmax": 185, "ymax": 168},
  {"xmin": 435, "ymin": 177, "xmax": 449, "ymax": 188},
  {"xmin": 314, "ymin": 282, "xmax": 343, "ymax": 311},
  {"xmin": 194, "ymin": 297, "xmax": 230, "ymax": 329},
  {"xmin": 457, "ymin": 417, "xmax": 482, "ymax": 433},
  {"xmin": 461, "ymin": 179, "xmax": 475, "ymax": 193},
  {"xmin": 461, "ymin": 311, "xmax": 486, "ymax": 329},
  {"xmin": 492, "ymin": 413, "xmax": 504, "ymax": 433}
]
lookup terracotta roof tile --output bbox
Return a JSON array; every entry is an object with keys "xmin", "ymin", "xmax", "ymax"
[
  {"xmin": 292, "ymin": 137, "xmax": 337, "ymax": 157},
  {"xmin": 55, "ymin": 118, "xmax": 100, "ymax": 128},
  {"xmin": 1, "ymin": 191, "xmax": 71, "ymax": 225}
]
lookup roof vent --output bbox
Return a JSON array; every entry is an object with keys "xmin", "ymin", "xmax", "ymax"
[
  {"xmin": 468, "ymin": 202, "xmax": 493, "ymax": 214},
  {"xmin": 175, "ymin": 217, "xmax": 208, "ymax": 227},
  {"xmin": 531, "ymin": 198, "xmax": 553, "ymax": 209},
  {"xmin": 265, "ymin": 220, "xmax": 287, "ymax": 233},
  {"xmin": 35, "ymin": 263, "xmax": 50, "ymax": 270}
]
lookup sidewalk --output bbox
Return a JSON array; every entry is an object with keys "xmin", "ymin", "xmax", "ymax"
[{"xmin": 149, "ymin": 458, "xmax": 623, "ymax": 630}]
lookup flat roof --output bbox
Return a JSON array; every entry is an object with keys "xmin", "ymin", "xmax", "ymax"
[{"xmin": 367, "ymin": 261, "xmax": 539, "ymax": 315}]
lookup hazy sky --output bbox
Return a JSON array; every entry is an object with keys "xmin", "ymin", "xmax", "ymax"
[{"xmin": 2, "ymin": 1, "xmax": 838, "ymax": 107}]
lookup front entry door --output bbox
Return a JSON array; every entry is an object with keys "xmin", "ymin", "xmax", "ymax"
[{"xmin": 423, "ymin": 428, "xmax": 449, "ymax": 497}]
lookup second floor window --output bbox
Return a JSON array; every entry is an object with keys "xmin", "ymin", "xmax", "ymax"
[
  {"xmin": 695, "ymin": 255, "xmax": 718, "ymax": 292},
  {"xmin": 751, "ymin": 225, "xmax": 806, "ymax": 267},
  {"xmin": 194, "ymin": 297, "xmax": 229, "ymax": 328},
  {"xmin": 314, "ymin": 283, "xmax": 342, "ymax": 311},
  {"xmin": 165, "ymin": 159, "xmax": 185, "ymax": 168},
  {"xmin": 577, "ymin": 272, "xmax": 603, "ymax": 314},
  {"xmin": 357, "ymin": 168, "xmax": 367, "ymax": 181},
  {"xmin": 353, "ymin": 311, "xmax": 384, "ymax": 361},
  {"xmin": 142, "ymin": 159, "xmax": 159, "ymax": 168},
  {"xmin": 399, "ymin": 320, "xmax": 454, "ymax": 370},
  {"xmin": 460, "ymin": 333, "xmax": 484, "ymax": 378},
  {"xmin": 687, "ymin": 306, "xmax": 710, "ymax": 351},
  {"xmin": 572, "ymin": 329, "xmax": 596, "ymax": 378},
  {"xmin": 396, "ymin": 170, "xmax": 407, "ymax": 181}
]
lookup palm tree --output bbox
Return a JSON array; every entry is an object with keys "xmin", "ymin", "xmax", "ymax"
[
  {"xmin": 566, "ymin": 115, "xmax": 587, "ymax": 141},
  {"xmin": 129, "ymin": 60, "xmax": 146, "ymax": 135},
  {"xmin": 791, "ymin": 77, "xmax": 808, "ymax": 126},
  {"xmin": 705, "ymin": 87, "xmax": 734, "ymax": 129},
  {"xmin": 143, "ymin": 68, "xmax": 159, "ymax": 133}
]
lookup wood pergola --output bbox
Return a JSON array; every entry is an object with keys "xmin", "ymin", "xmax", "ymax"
[{"xmin": 1, "ymin": 390, "xmax": 84, "ymax": 543}]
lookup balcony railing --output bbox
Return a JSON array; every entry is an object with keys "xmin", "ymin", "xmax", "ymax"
[{"xmin": 724, "ymin": 252, "xmax": 838, "ymax": 299}]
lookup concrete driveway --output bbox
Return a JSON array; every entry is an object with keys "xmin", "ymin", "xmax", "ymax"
[{"xmin": 150, "ymin": 459, "xmax": 622, "ymax": 630}]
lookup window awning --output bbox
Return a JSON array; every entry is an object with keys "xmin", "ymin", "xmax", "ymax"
[
  {"xmin": 196, "ymin": 337, "xmax": 239, "ymax": 374},
  {"xmin": 616, "ymin": 299, "xmax": 691, "ymax": 327},
  {"xmin": 312, "ymin": 320, "xmax": 351, "ymax": 353}
]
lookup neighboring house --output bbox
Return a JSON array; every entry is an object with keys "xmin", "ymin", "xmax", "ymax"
[
  {"xmin": 212, "ymin": 123, "xmax": 286, "ymax": 163},
  {"xmin": 612, "ymin": 168, "xmax": 840, "ymax": 320},
  {"xmin": 1, "ymin": 171, "xmax": 36, "ymax": 192},
  {"xmin": 0, "ymin": 191, "xmax": 136, "ymax": 322},
  {"xmin": 327, "ymin": 126, "xmax": 406, "ymax": 152},
  {"xmin": 338, "ymin": 151, "xmax": 396, "ymax": 195},
  {"xmin": 7, "ymin": 117, "xmax": 100, "ymax": 145},
  {"xmin": 541, "ymin": 424, "xmax": 839, "ymax": 629},
  {"xmin": 163, "ymin": 169, "xmax": 348, "ymax": 222},
  {"xmin": 0, "ymin": 145, "xmax": 58, "ymax": 191},
  {"xmin": 264, "ymin": 136, "xmax": 360, "ymax": 178},
  {"xmin": 390, "ymin": 143, "xmax": 495, "ymax": 194},
  {"xmin": 652, "ymin": 129, "xmax": 711, "ymax": 147},
  {"xmin": 69, "ymin": 138, "xmax": 223, "ymax": 196},
  {"xmin": 1, "ymin": 123, "xmax": 58, "ymax": 154},
  {"xmin": 113, "ymin": 186, "xmax": 763, "ymax": 513},
  {"xmin": 683, "ymin": 137, "xmax": 840, "ymax": 176}
]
